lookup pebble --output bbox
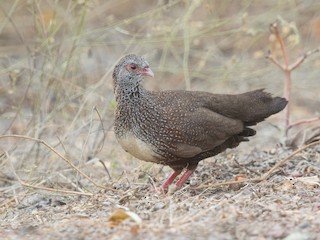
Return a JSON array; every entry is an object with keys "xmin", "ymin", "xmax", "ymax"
[{"xmin": 283, "ymin": 232, "xmax": 310, "ymax": 240}]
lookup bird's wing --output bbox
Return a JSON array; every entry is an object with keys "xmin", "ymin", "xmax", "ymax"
[
  {"xmin": 163, "ymin": 107, "xmax": 244, "ymax": 159},
  {"xmin": 156, "ymin": 89, "xmax": 287, "ymax": 125},
  {"xmin": 146, "ymin": 89, "xmax": 286, "ymax": 160}
]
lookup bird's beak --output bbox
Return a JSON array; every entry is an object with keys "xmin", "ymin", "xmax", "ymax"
[{"xmin": 142, "ymin": 67, "xmax": 154, "ymax": 78}]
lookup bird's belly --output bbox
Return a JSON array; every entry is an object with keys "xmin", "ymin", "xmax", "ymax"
[{"xmin": 117, "ymin": 133, "xmax": 162, "ymax": 163}]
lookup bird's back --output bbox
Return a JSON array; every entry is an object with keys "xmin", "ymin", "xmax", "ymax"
[{"xmin": 115, "ymin": 88, "xmax": 287, "ymax": 170}]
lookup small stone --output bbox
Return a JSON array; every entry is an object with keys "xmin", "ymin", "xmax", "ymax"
[
  {"xmin": 290, "ymin": 170, "xmax": 303, "ymax": 177},
  {"xmin": 298, "ymin": 220, "xmax": 309, "ymax": 229},
  {"xmin": 269, "ymin": 148, "xmax": 276, "ymax": 155},
  {"xmin": 152, "ymin": 202, "xmax": 165, "ymax": 211},
  {"xmin": 283, "ymin": 232, "xmax": 310, "ymax": 240}
]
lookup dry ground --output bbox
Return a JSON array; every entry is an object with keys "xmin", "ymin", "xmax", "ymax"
[{"xmin": 0, "ymin": 1, "xmax": 320, "ymax": 239}]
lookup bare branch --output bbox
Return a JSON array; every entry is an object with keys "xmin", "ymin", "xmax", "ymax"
[
  {"xmin": 19, "ymin": 179, "xmax": 94, "ymax": 196},
  {"xmin": 288, "ymin": 116, "xmax": 320, "ymax": 130},
  {"xmin": 259, "ymin": 140, "xmax": 320, "ymax": 180},
  {"xmin": 269, "ymin": 22, "xmax": 289, "ymax": 67},
  {"xmin": 266, "ymin": 50, "xmax": 285, "ymax": 70},
  {"xmin": 289, "ymin": 48, "xmax": 320, "ymax": 71}
]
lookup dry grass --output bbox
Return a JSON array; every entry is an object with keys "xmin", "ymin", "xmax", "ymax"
[{"xmin": 0, "ymin": 0, "xmax": 320, "ymax": 239}]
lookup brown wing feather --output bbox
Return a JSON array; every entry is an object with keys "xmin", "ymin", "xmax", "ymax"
[{"xmin": 161, "ymin": 107, "xmax": 244, "ymax": 159}]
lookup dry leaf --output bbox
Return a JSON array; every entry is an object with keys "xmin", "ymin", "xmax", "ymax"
[
  {"xmin": 125, "ymin": 211, "xmax": 142, "ymax": 225},
  {"xmin": 296, "ymin": 176, "xmax": 320, "ymax": 188},
  {"xmin": 108, "ymin": 209, "xmax": 130, "ymax": 227},
  {"xmin": 108, "ymin": 208, "xmax": 142, "ymax": 227},
  {"xmin": 229, "ymin": 174, "xmax": 248, "ymax": 191}
]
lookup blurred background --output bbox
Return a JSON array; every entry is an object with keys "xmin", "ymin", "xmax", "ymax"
[{"xmin": 0, "ymin": 0, "xmax": 319, "ymax": 186}]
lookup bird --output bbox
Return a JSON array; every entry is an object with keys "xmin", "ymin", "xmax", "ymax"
[{"xmin": 112, "ymin": 54, "xmax": 288, "ymax": 191}]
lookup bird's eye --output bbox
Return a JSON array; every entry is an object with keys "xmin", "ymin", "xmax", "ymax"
[{"xmin": 130, "ymin": 64, "xmax": 137, "ymax": 70}]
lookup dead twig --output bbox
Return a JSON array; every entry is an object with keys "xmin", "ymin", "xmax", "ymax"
[
  {"xmin": 266, "ymin": 50, "xmax": 283, "ymax": 70},
  {"xmin": 19, "ymin": 178, "xmax": 94, "ymax": 196},
  {"xmin": 92, "ymin": 106, "xmax": 106, "ymax": 155},
  {"xmin": 22, "ymin": 181, "xmax": 93, "ymax": 196},
  {"xmin": 258, "ymin": 140, "xmax": 320, "ymax": 180},
  {"xmin": 192, "ymin": 140, "xmax": 320, "ymax": 190},
  {"xmin": 266, "ymin": 22, "xmax": 320, "ymax": 137},
  {"xmin": 0, "ymin": 134, "xmax": 113, "ymax": 191},
  {"xmin": 289, "ymin": 48, "xmax": 320, "ymax": 71},
  {"xmin": 287, "ymin": 117, "xmax": 320, "ymax": 130},
  {"xmin": 99, "ymin": 159, "xmax": 112, "ymax": 180},
  {"xmin": 7, "ymin": 157, "xmax": 93, "ymax": 196},
  {"xmin": 268, "ymin": 23, "xmax": 291, "ymax": 133}
]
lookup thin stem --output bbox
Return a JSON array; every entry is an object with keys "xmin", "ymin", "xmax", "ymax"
[
  {"xmin": 268, "ymin": 23, "xmax": 320, "ymax": 137},
  {"xmin": 182, "ymin": 0, "xmax": 202, "ymax": 90},
  {"xmin": 270, "ymin": 23, "xmax": 289, "ymax": 68},
  {"xmin": 289, "ymin": 48, "xmax": 320, "ymax": 71},
  {"xmin": 269, "ymin": 23, "xmax": 291, "ymax": 134},
  {"xmin": 19, "ymin": 179, "xmax": 94, "ymax": 196},
  {"xmin": 62, "ymin": 1, "xmax": 87, "ymax": 79},
  {"xmin": 288, "ymin": 117, "xmax": 320, "ymax": 130},
  {"xmin": 0, "ymin": 135, "xmax": 109, "ymax": 190},
  {"xmin": 284, "ymin": 70, "xmax": 291, "ymax": 135},
  {"xmin": 266, "ymin": 51, "xmax": 284, "ymax": 70}
]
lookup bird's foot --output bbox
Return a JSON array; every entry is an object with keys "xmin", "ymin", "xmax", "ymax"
[{"xmin": 175, "ymin": 169, "xmax": 194, "ymax": 189}]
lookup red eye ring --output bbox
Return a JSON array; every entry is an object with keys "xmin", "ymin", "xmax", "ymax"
[{"xmin": 130, "ymin": 64, "xmax": 137, "ymax": 70}]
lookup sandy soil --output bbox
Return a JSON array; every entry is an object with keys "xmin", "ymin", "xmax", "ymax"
[{"xmin": 1, "ymin": 146, "xmax": 320, "ymax": 240}]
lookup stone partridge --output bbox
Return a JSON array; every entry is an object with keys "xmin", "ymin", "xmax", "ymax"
[{"xmin": 112, "ymin": 54, "xmax": 287, "ymax": 191}]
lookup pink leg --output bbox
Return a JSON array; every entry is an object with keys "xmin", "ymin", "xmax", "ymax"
[
  {"xmin": 161, "ymin": 170, "xmax": 182, "ymax": 190},
  {"xmin": 175, "ymin": 169, "xmax": 195, "ymax": 189}
]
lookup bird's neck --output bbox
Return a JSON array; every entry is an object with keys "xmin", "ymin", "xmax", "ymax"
[{"xmin": 115, "ymin": 77, "xmax": 146, "ymax": 104}]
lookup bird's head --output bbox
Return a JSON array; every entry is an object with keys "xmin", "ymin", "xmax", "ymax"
[{"xmin": 113, "ymin": 54, "xmax": 154, "ymax": 88}]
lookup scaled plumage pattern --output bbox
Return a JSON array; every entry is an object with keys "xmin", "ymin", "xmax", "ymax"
[{"xmin": 113, "ymin": 54, "xmax": 287, "ymax": 191}]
